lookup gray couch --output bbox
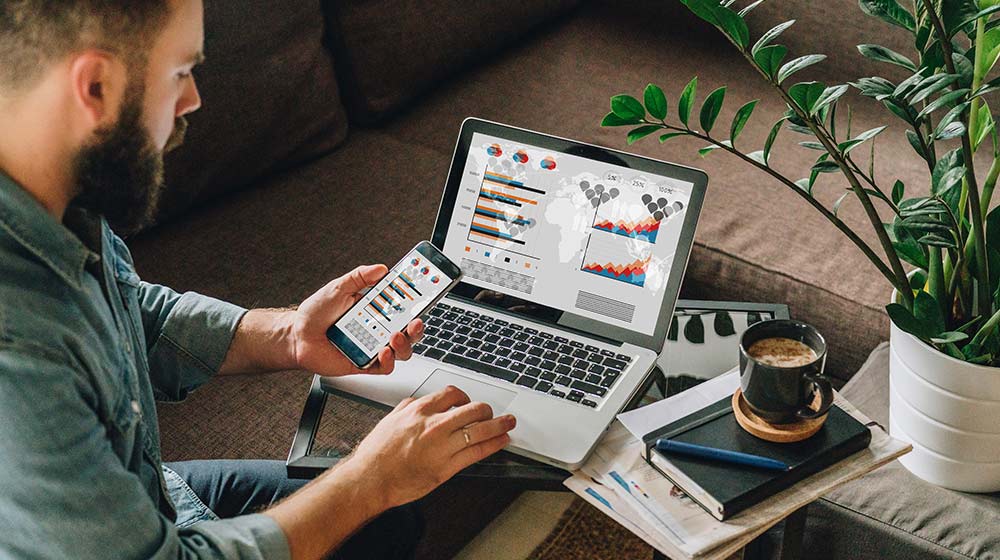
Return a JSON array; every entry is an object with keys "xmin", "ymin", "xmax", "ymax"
[{"xmin": 130, "ymin": 0, "xmax": 958, "ymax": 556}]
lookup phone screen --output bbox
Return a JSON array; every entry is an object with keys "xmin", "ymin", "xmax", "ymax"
[{"xmin": 328, "ymin": 244, "xmax": 458, "ymax": 366}]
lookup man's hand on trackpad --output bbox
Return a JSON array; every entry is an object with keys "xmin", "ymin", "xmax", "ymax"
[{"xmin": 289, "ymin": 264, "xmax": 424, "ymax": 377}]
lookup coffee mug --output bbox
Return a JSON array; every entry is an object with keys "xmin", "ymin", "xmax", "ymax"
[{"xmin": 738, "ymin": 319, "xmax": 833, "ymax": 423}]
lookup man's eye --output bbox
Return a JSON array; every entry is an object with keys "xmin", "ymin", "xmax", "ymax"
[{"xmin": 177, "ymin": 71, "xmax": 192, "ymax": 79}]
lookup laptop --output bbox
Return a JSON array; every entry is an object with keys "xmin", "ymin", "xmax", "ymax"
[{"xmin": 325, "ymin": 118, "xmax": 707, "ymax": 469}]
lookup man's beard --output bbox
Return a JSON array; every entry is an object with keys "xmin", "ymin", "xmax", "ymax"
[{"xmin": 71, "ymin": 93, "xmax": 187, "ymax": 236}]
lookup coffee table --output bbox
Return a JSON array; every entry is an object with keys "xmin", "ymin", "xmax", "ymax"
[{"xmin": 287, "ymin": 300, "xmax": 794, "ymax": 558}]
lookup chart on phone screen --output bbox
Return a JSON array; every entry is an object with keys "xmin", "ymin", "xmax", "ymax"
[
  {"xmin": 442, "ymin": 133, "xmax": 693, "ymax": 336},
  {"xmin": 335, "ymin": 253, "xmax": 448, "ymax": 356}
]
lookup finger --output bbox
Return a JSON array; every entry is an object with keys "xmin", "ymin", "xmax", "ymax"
[
  {"xmin": 451, "ymin": 415, "xmax": 516, "ymax": 452},
  {"xmin": 404, "ymin": 319, "xmax": 424, "ymax": 344},
  {"xmin": 440, "ymin": 401, "xmax": 495, "ymax": 430},
  {"xmin": 393, "ymin": 396, "xmax": 416, "ymax": 412},
  {"xmin": 329, "ymin": 264, "xmax": 389, "ymax": 298},
  {"xmin": 365, "ymin": 346, "xmax": 396, "ymax": 375},
  {"xmin": 414, "ymin": 385, "xmax": 470, "ymax": 414},
  {"xmin": 448, "ymin": 433, "xmax": 511, "ymax": 473},
  {"xmin": 388, "ymin": 331, "xmax": 413, "ymax": 361}
]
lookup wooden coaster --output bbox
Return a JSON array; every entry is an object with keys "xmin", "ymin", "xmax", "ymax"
[{"xmin": 732, "ymin": 389, "xmax": 827, "ymax": 443}]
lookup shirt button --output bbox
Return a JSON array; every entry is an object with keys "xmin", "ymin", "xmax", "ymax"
[
  {"xmin": 124, "ymin": 342, "xmax": 132, "ymax": 354},
  {"xmin": 131, "ymin": 400, "xmax": 141, "ymax": 414}
]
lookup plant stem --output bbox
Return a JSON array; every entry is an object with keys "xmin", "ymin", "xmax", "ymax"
[
  {"xmin": 928, "ymin": 246, "xmax": 948, "ymax": 319},
  {"xmin": 971, "ymin": 305, "xmax": 1000, "ymax": 346},
  {"xmin": 921, "ymin": 0, "xmax": 991, "ymax": 315},
  {"xmin": 728, "ymin": 45, "xmax": 914, "ymax": 309},
  {"xmin": 656, "ymin": 122, "xmax": 903, "ymax": 291}
]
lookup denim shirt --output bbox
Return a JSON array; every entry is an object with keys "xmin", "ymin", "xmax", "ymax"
[{"xmin": 0, "ymin": 172, "xmax": 290, "ymax": 559}]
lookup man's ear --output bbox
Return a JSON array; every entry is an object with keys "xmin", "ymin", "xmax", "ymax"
[{"xmin": 68, "ymin": 50, "xmax": 126, "ymax": 130}]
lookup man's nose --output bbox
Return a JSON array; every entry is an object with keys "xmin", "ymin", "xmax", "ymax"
[{"xmin": 178, "ymin": 79, "xmax": 202, "ymax": 117}]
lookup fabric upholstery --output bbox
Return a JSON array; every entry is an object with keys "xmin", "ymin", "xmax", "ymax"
[
  {"xmin": 757, "ymin": 343, "xmax": 1000, "ymax": 559},
  {"xmin": 130, "ymin": 1, "xmax": 933, "ymax": 466},
  {"xmin": 323, "ymin": 0, "xmax": 583, "ymax": 123},
  {"xmin": 155, "ymin": 0, "xmax": 349, "ymax": 224}
]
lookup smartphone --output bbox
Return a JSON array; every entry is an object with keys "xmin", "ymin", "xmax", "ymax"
[{"xmin": 326, "ymin": 241, "xmax": 462, "ymax": 368}]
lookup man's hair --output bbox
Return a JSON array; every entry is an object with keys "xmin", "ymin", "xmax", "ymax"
[{"xmin": 0, "ymin": 1, "xmax": 170, "ymax": 94}]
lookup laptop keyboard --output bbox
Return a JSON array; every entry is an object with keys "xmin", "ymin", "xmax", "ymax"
[{"xmin": 412, "ymin": 302, "xmax": 633, "ymax": 408}]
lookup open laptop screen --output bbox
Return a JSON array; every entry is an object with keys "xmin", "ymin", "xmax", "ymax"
[{"xmin": 433, "ymin": 120, "xmax": 706, "ymax": 351}]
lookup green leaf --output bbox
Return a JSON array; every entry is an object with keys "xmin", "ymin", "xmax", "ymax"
[
  {"xmin": 812, "ymin": 85, "xmax": 849, "ymax": 116},
  {"xmin": 941, "ymin": 0, "xmax": 980, "ymax": 37},
  {"xmin": 763, "ymin": 117, "xmax": 786, "ymax": 164},
  {"xmin": 627, "ymin": 125, "xmax": 662, "ymax": 145},
  {"xmin": 931, "ymin": 331, "xmax": 970, "ymax": 344},
  {"xmin": 857, "ymin": 44, "xmax": 917, "ymax": 71},
  {"xmin": 737, "ymin": 0, "xmax": 765, "ymax": 17},
  {"xmin": 611, "ymin": 94, "xmax": 645, "ymax": 121},
  {"xmin": 974, "ymin": 101, "xmax": 995, "ymax": 151},
  {"xmin": 832, "ymin": 191, "xmax": 851, "ymax": 217},
  {"xmin": 892, "ymin": 180, "xmax": 904, "ymax": 205},
  {"xmin": 886, "ymin": 303, "xmax": 930, "ymax": 339},
  {"xmin": 913, "ymin": 290, "xmax": 947, "ymax": 335},
  {"xmin": 908, "ymin": 73, "xmax": 959, "ymax": 104},
  {"xmin": 713, "ymin": 311, "xmax": 737, "ymax": 337},
  {"xmin": 643, "ymin": 83, "xmax": 668, "ymax": 121},
  {"xmin": 699, "ymin": 87, "xmax": 726, "ymax": 133},
  {"xmin": 935, "ymin": 121, "xmax": 966, "ymax": 140},
  {"xmin": 678, "ymin": 77, "xmax": 698, "ymax": 127},
  {"xmin": 754, "ymin": 45, "xmax": 788, "ymax": 80},
  {"xmin": 892, "ymin": 70, "xmax": 929, "ymax": 99},
  {"xmin": 601, "ymin": 112, "xmax": 641, "ymax": 127},
  {"xmin": 859, "ymin": 0, "xmax": 916, "ymax": 31},
  {"xmin": 838, "ymin": 126, "xmax": 887, "ymax": 154},
  {"xmin": 916, "ymin": 89, "xmax": 970, "ymax": 118},
  {"xmin": 752, "ymin": 20, "xmax": 795, "ymax": 56},
  {"xmin": 976, "ymin": 27, "xmax": 1000, "ymax": 78},
  {"xmin": 777, "ymin": 54, "xmax": 826, "ymax": 84},
  {"xmin": 799, "ymin": 141, "xmax": 826, "ymax": 150},
  {"xmin": 683, "ymin": 313, "xmax": 705, "ymax": 344},
  {"xmin": 851, "ymin": 76, "xmax": 895, "ymax": 98},
  {"xmin": 730, "ymin": 99, "xmax": 758, "ymax": 144},
  {"xmin": 918, "ymin": 233, "xmax": 958, "ymax": 248},
  {"xmin": 747, "ymin": 150, "xmax": 767, "ymax": 164},
  {"xmin": 905, "ymin": 129, "xmax": 926, "ymax": 159},
  {"xmin": 952, "ymin": 52, "xmax": 974, "ymax": 87},
  {"xmin": 659, "ymin": 132, "xmax": 687, "ymax": 143},
  {"xmin": 812, "ymin": 160, "xmax": 841, "ymax": 174},
  {"xmin": 698, "ymin": 140, "xmax": 732, "ymax": 157},
  {"xmin": 952, "ymin": 2, "xmax": 1000, "ymax": 35},
  {"xmin": 883, "ymin": 99, "xmax": 917, "ymax": 125},
  {"xmin": 679, "ymin": 0, "xmax": 750, "ymax": 48},
  {"xmin": 788, "ymin": 81, "xmax": 827, "ymax": 113},
  {"xmin": 932, "ymin": 149, "xmax": 963, "ymax": 192}
]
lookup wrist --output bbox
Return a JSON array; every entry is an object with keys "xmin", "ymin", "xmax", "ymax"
[
  {"xmin": 330, "ymin": 455, "xmax": 392, "ymax": 519},
  {"xmin": 274, "ymin": 308, "xmax": 301, "ymax": 370}
]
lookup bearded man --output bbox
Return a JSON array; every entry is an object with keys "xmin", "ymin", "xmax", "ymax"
[{"xmin": 0, "ymin": 1, "xmax": 516, "ymax": 559}]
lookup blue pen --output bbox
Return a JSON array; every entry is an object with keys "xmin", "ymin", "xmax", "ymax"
[{"xmin": 655, "ymin": 439, "xmax": 790, "ymax": 471}]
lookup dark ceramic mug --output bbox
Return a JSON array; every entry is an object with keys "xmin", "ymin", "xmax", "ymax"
[{"xmin": 738, "ymin": 319, "xmax": 833, "ymax": 423}]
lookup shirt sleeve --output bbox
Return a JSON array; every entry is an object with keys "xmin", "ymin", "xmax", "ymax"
[
  {"xmin": 137, "ymin": 282, "xmax": 247, "ymax": 401},
  {"xmin": 0, "ymin": 342, "xmax": 290, "ymax": 560}
]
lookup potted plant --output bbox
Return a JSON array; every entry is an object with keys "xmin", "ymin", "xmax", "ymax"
[{"xmin": 601, "ymin": 0, "xmax": 1000, "ymax": 492}]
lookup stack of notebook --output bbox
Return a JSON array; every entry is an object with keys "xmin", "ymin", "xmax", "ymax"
[
  {"xmin": 641, "ymin": 395, "xmax": 872, "ymax": 520},
  {"xmin": 564, "ymin": 370, "xmax": 910, "ymax": 560}
]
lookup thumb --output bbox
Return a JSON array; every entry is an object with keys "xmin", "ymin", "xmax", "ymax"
[{"xmin": 330, "ymin": 264, "xmax": 388, "ymax": 299}]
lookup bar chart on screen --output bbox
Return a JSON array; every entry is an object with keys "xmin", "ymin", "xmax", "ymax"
[{"xmin": 466, "ymin": 167, "xmax": 547, "ymax": 259}]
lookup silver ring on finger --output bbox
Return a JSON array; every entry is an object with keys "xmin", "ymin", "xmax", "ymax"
[{"xmin": 462, "ymin": 427, "xmax": 471, "ymax": 447}]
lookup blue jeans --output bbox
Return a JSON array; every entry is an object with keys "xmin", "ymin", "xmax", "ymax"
[{"xmin": 167, "ymin": 460, "xmax": 423, "ymax": 560}]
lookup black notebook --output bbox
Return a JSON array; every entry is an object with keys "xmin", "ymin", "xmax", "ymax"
[{"xmin": 641, "ymin": 396, "xmax": 871, "ymax": 521}]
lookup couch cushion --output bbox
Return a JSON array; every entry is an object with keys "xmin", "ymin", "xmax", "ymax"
[
  {"xmin": 156, "ymin": 0, "xmax": 349, "ymax": 224},
  {"xmin": 323, "ymin": 0, "xmax": 583, "ymax": 123},
  {"xmin": 752, "ymin": 344, "xmax": 1000, "ymax": 559}
]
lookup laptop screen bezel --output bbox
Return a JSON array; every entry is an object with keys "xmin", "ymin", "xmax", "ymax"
[{"xmin": 430, "ymin": 117, "xmax": 708, "ymax": 352}]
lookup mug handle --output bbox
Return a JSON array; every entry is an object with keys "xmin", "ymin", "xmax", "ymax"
[{"xmin": 796, "ymin": 372, "xmax": 834, "ymax": 419}]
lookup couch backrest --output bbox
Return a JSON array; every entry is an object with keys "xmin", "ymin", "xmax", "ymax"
[
  {"xmin": 323, "ymin": 0, "xmax": 584, "ymax": 124},
  {"xmin": 156, "ymin": 0, "xmax": 349, "ymax": 226}
]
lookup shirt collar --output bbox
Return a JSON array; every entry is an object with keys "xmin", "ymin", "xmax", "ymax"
[{"xmin": 0, "ymin": 170, "xmax": 101, "ymax": 289}]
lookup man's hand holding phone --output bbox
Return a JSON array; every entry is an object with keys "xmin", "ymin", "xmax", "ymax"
[{"xmin": 290, "ymin": 264, "xmax": 423, "ymax": 376}]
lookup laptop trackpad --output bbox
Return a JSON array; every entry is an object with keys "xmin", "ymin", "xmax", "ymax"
[{"xmin": 411, "ymin": 369, "xmax": 517, "ymax": 414}]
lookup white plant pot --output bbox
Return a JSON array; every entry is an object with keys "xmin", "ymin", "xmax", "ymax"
[{"xmin": 888, "ymin": 320, "xmax": 1000, "ymax": 492}]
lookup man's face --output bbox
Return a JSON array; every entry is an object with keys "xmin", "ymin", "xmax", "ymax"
[{"xmin": 71, "ymin": 0, "xmax": 204, "ymax": 234}]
